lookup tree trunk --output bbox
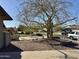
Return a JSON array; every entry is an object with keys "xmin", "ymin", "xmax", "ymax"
[
  {"xmin": 47, "ymin": 18, "xmax": 53, "ymax": 39},
  {"xmin": 50, "ymin": 24, "xmax": 53, "ymax": 38}
]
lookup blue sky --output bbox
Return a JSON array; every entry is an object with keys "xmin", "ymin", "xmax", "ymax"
[
  {"xmin": 0, "ymin": 0, "xmax": 21, "ymax": 28},
  {"xmin": 0, "ymin": 0, "xmax": 79, "ymax": 27}
]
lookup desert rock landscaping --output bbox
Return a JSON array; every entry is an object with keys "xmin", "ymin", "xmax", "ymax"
[{"xmin": 0, "ymin": 39, "xmax": 79, "ymax": 52}]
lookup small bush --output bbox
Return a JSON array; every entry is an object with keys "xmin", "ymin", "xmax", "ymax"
[
  {"xmin": 36, "ymin": 33, "xmax": 43, "ymax": 36},
  {"xmin": 25, "ymin": 32, "xmax": 30, "ymax": 34},
  {"xmin": 20, "ymin": 32, "xmax": 24, "ymax": 34},
  {"xmin": 11, "ymin": 34, "xmax": 19, "ymax": 41},
  {"xmin": 25, "ymin": 31, "xmax": 33, "ymax": 34}
]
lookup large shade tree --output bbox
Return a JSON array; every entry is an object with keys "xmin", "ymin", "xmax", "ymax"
[{"xmin": 19, "ymin": 0, "xmax": 76, "ymax": 39}]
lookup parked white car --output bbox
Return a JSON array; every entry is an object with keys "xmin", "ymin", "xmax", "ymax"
[{"xmin": 68, "ymin": 30, "xmax": 79, "ymax": 40}]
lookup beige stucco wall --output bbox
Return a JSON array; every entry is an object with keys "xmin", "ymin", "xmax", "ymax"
[
  {"xmin": 0, "ymin": 20, "xmax": 4, "ymax": 29},
  {"xmin": 0, "ymin": 21, "xmax": 4, "ymax": 48},
  {"xmin": 0, "ymin": 31, "xmax": 3, "ymax": 48},
  {"xmin": 0, "ymin": 21, "xmax": 11, "ymax": 49},
  {"xmin": 5, "ymin": 32, "xmax": 11, "ymax": 46},
  {"xmin": 0, "ymin": 31, "xmax": 11, "ymax": 49}
]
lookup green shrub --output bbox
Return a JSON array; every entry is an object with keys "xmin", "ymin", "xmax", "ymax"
[{"xmin": 36, "ymin": 33, "xmax": 43, "ymax": 36}]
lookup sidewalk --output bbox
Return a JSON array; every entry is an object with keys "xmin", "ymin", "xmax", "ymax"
[
  {"xmin": 21, "ymin": 50, "xmax": 79, "ymax": 59},
  {"xmin": 21, "ymin": 50, "xmax": 64, "ymax": 59}
]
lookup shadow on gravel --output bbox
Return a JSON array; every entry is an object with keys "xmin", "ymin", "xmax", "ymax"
[
  {"xmin": 51, "ymin": 37, "xmax": 79, "ymax": 49},
  {"xmin": 47, "ymin": 37, "xmax": 79, "ymax": 50},
  {"xmin": 62, "ymin": 42, "xmax": 79, "ymax": 49},
  {"xmin": 0, "ymin": 44, "xmax": 23, "ymax": 59},
  {"xmin": 0, "ymin": 44, "xmax": 23, "ymax": 52}
]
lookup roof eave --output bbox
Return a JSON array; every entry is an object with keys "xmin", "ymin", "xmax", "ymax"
[{"xmin": 0, "ymin": 6, "xmax": 13, "ymax": 20}]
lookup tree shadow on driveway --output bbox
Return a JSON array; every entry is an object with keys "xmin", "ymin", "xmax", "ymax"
[{"xmin": 0, "ymin": 44, "xmax": 23, "ymax": 59}]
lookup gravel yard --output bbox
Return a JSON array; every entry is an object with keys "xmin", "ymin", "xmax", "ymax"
[
  {"xmin": 11, "ymin": 40, "xmax": 53, "ymax": 51},
  {"xmin": 0, "ymin": 39, "xmax": 79, "ymax": 52},
  {"xmin": 11, "ymin": 38, "xmax": 79, "ymax": 50}
]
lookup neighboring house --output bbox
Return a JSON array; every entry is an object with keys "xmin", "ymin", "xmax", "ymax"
[
  {"xmin": 66, "ymin": 25, "xmax": 79, "ymax": 30},
  {"xmin": 0, "ymin": 6, "xmax": 12, "ymax": 48}
]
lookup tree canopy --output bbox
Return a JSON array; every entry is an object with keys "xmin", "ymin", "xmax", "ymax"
[{"xmin": 19, "ymin": 0, "xmax": 76, "ymax": 39}]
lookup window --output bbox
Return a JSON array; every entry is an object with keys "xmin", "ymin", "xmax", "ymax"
[
  {"xmin": 76, "ymin": 32, "xmax": 79, "ymax": 35},
  {"xmin": 70, "ymin": 32, "xmax": 75, "ymax": 34}
]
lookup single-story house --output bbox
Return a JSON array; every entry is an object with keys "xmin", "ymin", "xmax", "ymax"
[
  {"xmin": 66, "ymin": 25, "xmax": 79, "ymax": 30},
  {"xmin": 0, "ymin": 6, "xmax": 12, "ymax": 48}
]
